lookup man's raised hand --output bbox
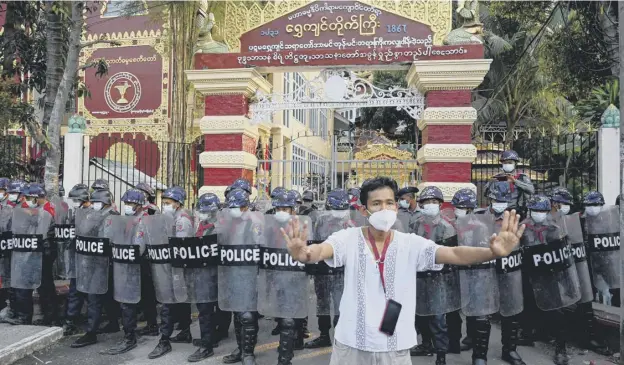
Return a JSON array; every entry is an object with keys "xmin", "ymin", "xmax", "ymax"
[{"xmin": 280, "ymin": 217, "xmax": 311, "ymax": 263}]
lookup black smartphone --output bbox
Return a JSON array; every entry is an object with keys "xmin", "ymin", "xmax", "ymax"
[{"xmin": 379, "ymin": 299, "xmax": 402, "ymax": 336}]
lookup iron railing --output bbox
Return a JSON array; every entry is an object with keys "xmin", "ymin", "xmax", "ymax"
[
  {"xmin": 472, "ymin": 132, "xmax": 599, "ymax": 211},
  {"xmin": 83, "ymin": 135, "xmax": 203, "ymax": 207}
]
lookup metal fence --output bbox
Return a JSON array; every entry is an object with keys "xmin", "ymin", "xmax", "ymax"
[
  {"xmin": 0, "ymin": 134, "xmax": 64, "ymax": 183},
  {"xmin": 256, "ymin": 159, "xmax": 419, "ymax": 201},
  {"xmin": 83, "ymin": 135, "xmax": 203, "ymax": 207},
  {"xmin": 472, "ymin": 132, "xmax": 599, "ymax": 211}
]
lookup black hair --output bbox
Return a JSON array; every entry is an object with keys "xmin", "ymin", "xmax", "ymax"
[{"xmin": 360, "ymin": 177, "xmax": 398, "ymax": 207}]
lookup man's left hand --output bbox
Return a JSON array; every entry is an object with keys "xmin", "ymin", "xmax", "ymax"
[{"xmin": 489, "ymin": 210, "xmax": 525, "ymax": 257}]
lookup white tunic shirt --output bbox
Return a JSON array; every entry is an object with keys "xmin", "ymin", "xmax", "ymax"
[{"xmin": 325, "ymin": 227, "xmax": 442, "ymax": 352}]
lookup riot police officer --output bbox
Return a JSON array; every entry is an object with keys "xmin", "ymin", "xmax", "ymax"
[
  {"xmin": 397, "ymin": 186, "xmax": 420, "ymax": 231},
  {"xmin": 136, "ymin": 182, "xmax": 160, "ymax": 215},
  {"xmin": 301, "ymin": 190, "xmax": 318, "ymax": 213},
  {"xmin": 522, "ymin": 195, "xmax": 580, "ymax": 365},
  {"xmin": 265, "ymin": 186, "xmax": 287, "ymax": 216},
  {"xmin": 100, "ymin": 189, "xmax": 148, "ymax": 355},
  {"xmin": 62, "ymin": 184, "xmax": 91, "ymax": 336},
  {"xmin": 148, "ymin": 186, "xmax": 195, "ymax": 359},
  {"xmin": 471, "ymin": 182, "xmax": 526, "ymax": 365},
  {"xmin": 219, "ymin": 188, "xmax": 263, "ymax": 365},
  {"xmin": 411, "ymin": 186, "xmax": 458, "ymax": 365},
  {"xmin": 7, "ymin": 184, "xmax": 58, "ymax": 326},
  {"xmin": 0, "ymin": 180, "xmax": 26, "ymax": 323},
  {"xmin": 71, "ymin": 189, "xmax": 121, "ymax": 347},
  {"xmin": 487, "ymin": 150, "xmax": 534, "ymax": 217},
  {"xmin": 91, "ymin": 179, "xmax": 109, "ymax": 191},
  {"xmin": 0, "ymin": 177, "xmax": 12, "ymax": 314},
  {"xmin": 304, "ymin": 188, "xmax": 349, "ymax": 349}
]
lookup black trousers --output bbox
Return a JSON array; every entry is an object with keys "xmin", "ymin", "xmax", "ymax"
[
  {"xmin": 417, "ymin": 314, "xmax": 448, "ymax": 352},
  {"xmin": 85, "ymin": 268, "xmax": 120, "ymax": 333},
  {"xmin": 138, "ymin": 261, "xmax": 158, "ymax": 326},
  {"xmin": 13, "ymin": 254, "xmax": 58, "ymax": 321},
  {"xmin": 196, "ymin": 302, "xmax": 215, "ymax": 345},
  {"xmin": 159, "ymin": 303, "xmax": 192, "ymax": 338},
  {"xmin": 66, "ymin": 278, "xmax": 85, "ymax": 319}
]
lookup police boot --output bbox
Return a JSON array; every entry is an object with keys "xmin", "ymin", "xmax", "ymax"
[
  {"xmin": 63, "ymin": 318, "xmax": 80, "ymax": 336},
  {"xmin": 305, "ymin": 334, "xmax": 331, "ymax": 349},
  {"xmin": 188, "ymin": 339, "xmax": 214, "ymax": 362},
  {"xmin": 100, "ymin": 332, "xmax": 137, "ymax": 355},
  {"xmin": 71, "ymin": 332, "xmax": 97, "ymax": 348},
  {"xmin": 553, "ymin": 343, "xmax": 569, "ymax": 365},
  {"xmin": 410, "ymin": 344, "xmax": 434, "ymax": 356},
  {"xmin": 435, "ymin": 352, "xmax": 446, "ymax": 365},
  {"xmin": 294, "ymin": 320, "xmax": 304, "ymax": 350},
  {"xmin": 271, "ymin": 318, "xmax": 281, "ymax": 335},
  {"xmin": 277, "ymin": 319, "xmax": 296, "ymax": 365},
  {"xmin": 580, "ymin": 302, "xmax": 612, "ymax": 356},
  {"xmin": 5, "ymin": 313, "xmax": 31, "ymax": 326},
  {"xmin": 240, "ymin": 313, "xmax": 258, "ymax": 365},
  {"xmin": 171, "ymin": 328, "xmax": 193, "ymax": 343},
  {"xmin": 97, "ymin": 320, "xmax": 121, "ymax": 334},
  {"xmin": 501, "ymin": 316, "xmax": 526, "ymax": 365},
  {"xmin": 137, "ymin": 324, "xmax": 159, "ymax": 336},
  {"xmin": 223, "ymin": 314, "xmax": 242, "ymax": 364},
  {"xmin": 148, "ymin": 336, "xmax": 172, "ymax": 359},
  {"xmin": 471, "ymin": 316, "xmax": 491, "ymax": 365}
]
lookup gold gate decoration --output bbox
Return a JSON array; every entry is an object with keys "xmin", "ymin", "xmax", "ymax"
[{"xmin": 352, "ymin": 144, "xmax": 418, "ymax": 187}]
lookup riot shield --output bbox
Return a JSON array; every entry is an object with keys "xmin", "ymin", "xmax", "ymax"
[
  {"xmin": 217, "ymin": 210, "xmax": 264, "ymax": 312},
  {"xmin": 306, "ymin": 210, "xmax": 347, "ymax": 317},
  {"xmin": 143, "ymin": 214, "xmax": 186, "ymax": 304},
  {"xmin": 0, "ymin": 205, "xmax": 13, "ymax": 288},
  {"xmin": 52, "ymin": 197, "xmax": 72, "ymax": 279},
  {"xmin": 258, "ymin": 215, "xmax": 310, "ymax": 318},
  {"xmin": 170, "ymin": 233, "xmax": 219, "ymax": 303},
  {"xmin": 563, "ymin": 213, "xmax": 593, "ymax": 303},
  {"xmin": 110, "ymin": 215, "xmax": 142, "ymax": 304},
  {"xmin": 75, "ymin": 208, "xmax": 112, "ymax": 295},
  {"xmin": 415, "ymin": 215, "xmax": 462, "ymax": 316},
  {"xmin": 522, "ymin": 220, "xmax": 581, "ymax": 311},
  {"xmin": 11, "ymin": 207, "xmax": 50, "ymax": 289},
  {"xmin": 457, "ymin": 214, "xmax": 499, "ymax": 317},
  {"xmin": 585, "ymin": 206, "xmax": 620, "ymax": 289}
]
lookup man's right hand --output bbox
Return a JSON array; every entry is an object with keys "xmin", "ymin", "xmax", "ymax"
[{"xmin": 280, "ymin": 217, "xmax": 311, "ymax": 263}]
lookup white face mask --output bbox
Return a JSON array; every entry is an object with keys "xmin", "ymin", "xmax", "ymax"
[
  {"xmin": 367, "ymin": 209, "xmax": 397, "ymax": 232},
  {"xmin": 502, "ymin": 163, "xmax": 515, "ymax": 173},
  {"xmin": 8, "ymin": 193, "xmax": 18, "ymax": 202},
  {"xmin": 421, "ymin": 203, "xmax": 440, "ymax": 217},
  {"xmin": 531, "ymin": 211, "xmax": 548, "ymax": 223},
  {"xmin": 454, "ymin": 208, "xmax": 467, "ymax": 218},
  {"xmin": 198, "ymin": 213, "xmax": 210, "ymax": 221},
  {"xmin": 162, "ymin": 204, "xmax": 175, "ymax": 215},
  {"xmin": 92, "ymin": 202, "xmax": 103, "ymax": 211},
  {"xmin": 124, "ymin": 205, "xmax": 135, "ymax": 216},
  {"xmin": 330, "ymin": 210, "xmax": 350, "ymax": 218},
  {"xmin": 492, "ymin": 202, "xmax": 508, "ymax": 213},
  {"xmin": 585, "ymin": 206, "xmax": 602, "ymax": 217},
  {"xmin": 559, "ymin": 204, "xmax": 570, "ymax": 215},
  {"xmin": 26, "ymin": 200, "xmax": 37, "ymax": 208},
  {"xmin": 0, "ymin": 192, "xmax": 5, "ymax": 200},
  {"xmin": 229, "ymin": 207, "xmax": 243, "ymax": 218},
  {"xmin": 275, "ymin": 211, "xmax": 291, "ymax": 223},
  {"xmin": 72, "ymin": 200, "xmax": 82, "ymax": 209},
  {"xmin": 398, "ymin": 200, "xmax": 409, "ymax": 209}
]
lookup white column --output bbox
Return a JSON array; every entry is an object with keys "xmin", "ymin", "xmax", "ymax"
[
  {"xmin": 63, "ymin": 133, "xmax": 87, "ymax": 194},
  {"xmin": 598, "ymin": 126, "xmax": 621, "ymax": 205}
]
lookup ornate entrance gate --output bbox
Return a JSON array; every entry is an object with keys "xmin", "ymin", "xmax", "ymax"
[{"xmin": 186, "ymin": 0, "xmax": 491, "ymax": 203}]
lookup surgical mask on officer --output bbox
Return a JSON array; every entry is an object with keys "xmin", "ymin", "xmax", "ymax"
[
  {"xmin": 531, "ymin": 211, "xmax": 548, "ymax": 223},
  {"xmin": 492, "ymin": 202, "xmax": 508, "ymax": 213},
  {"xmin": 198, "ymin": 212, "xmax": 211, "ymax": 221},
  {"xmin": 124, "ymin": 205, "xmax": 136, "ymax": 216},
  {"xmin": 558, "ymin": 204, "xmax": 570, "ymax": 215},
  {"xmin": 26, "ymin": 198, "xmax": 38, "ymax": 208},
  {"xmin": 585, "ymin": 206, "xmax": 602, "ymax": 217},
  {"xmin": 0, "ymin": 192, "xmax": 5, "ymax": 200},
  {"xmin": 398, "ymin": 199, "xmax": 409, "ymax": 209},
  {"xmin": 421, "ymin": 203, "xmax": 440, "ymax": 217},
  {"xmin": 275, "ymin": 211, "xmax": 291, "ymax": 223},
  {"xmin": 229, "ymin": 207, "xmax": 243, "ymax": 218},
  {"xmin": 8, "ymin": 193, "xmax": 18, "ymax": 202},
  {"xmin": 162, "ymin": 204, "xmax": 176, "ymax": 215},
  {"xmin": 454, "ymin": 208, "xmax": 467, "ymax": 218},
  {"xmin": 72, "ymin": 199, "xmax": 82, "ymax": 209},
  {"xmin": 502, "ymin": 163, "xmax": 515, "ymax": 173},
  {"xmin": 92, "ymin": 202, "xmax": 103, "ymax": 211},
  {"xmin": 330, "ymin": 210, "xmax": 350, "ymax": 218}
]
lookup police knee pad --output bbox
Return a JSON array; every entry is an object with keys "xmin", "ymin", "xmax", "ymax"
[
  {"xmin": 280, "ymin": 318, "xmax": 296, "ymax": 330},
  {"xmin": 474, "ymin": 315, "xmax": 490, "ymax": 325},
  {"xmin": 239, "ymin": 311, "xmax": 256, "ymax": 325}
]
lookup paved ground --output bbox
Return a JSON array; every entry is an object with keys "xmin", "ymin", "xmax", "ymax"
[{"xmin": 10, "ymin": 316, "xmax": 616, "ymax": 365}]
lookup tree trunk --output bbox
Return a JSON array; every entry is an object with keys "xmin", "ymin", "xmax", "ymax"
[
  {"xmin": 41, "ymin": 2, "xmax": 66, "ymax": 129},
  {"xmin": 43, "ymin": 2, "xmax": 83, "ymax": 197}
]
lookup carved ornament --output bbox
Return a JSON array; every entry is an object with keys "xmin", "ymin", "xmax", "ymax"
[
  {"xmin": 416, "ymin": 143, "xmax": 477, "ymax": 164},
  {"xmin": 417, "ymin": 182, "xmax": 477, "ymax": 201},
  {"xmin": 406, "ymin": 59, "xmax": 492, "ymax": 93},
  {"xmin": 417, "ymin": 107, "xmax": 477, "ymax": 130},
  {"xmin": 186, "ymin": 69, "xmax": 272, "ymax": 97},
  {"xmin": 199, "ymin": 151, "xmax": 258, "ymax": 170}
]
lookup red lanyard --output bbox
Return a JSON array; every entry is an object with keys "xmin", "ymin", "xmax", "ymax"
[{"xmin": 367, "ymin": 228, "xmax": 392, "ymax": 291}]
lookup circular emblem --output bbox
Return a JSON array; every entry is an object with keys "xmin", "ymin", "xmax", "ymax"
[{"xmin": 104, "ymin": 72, "xmax": 142, "ymax": 113}]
